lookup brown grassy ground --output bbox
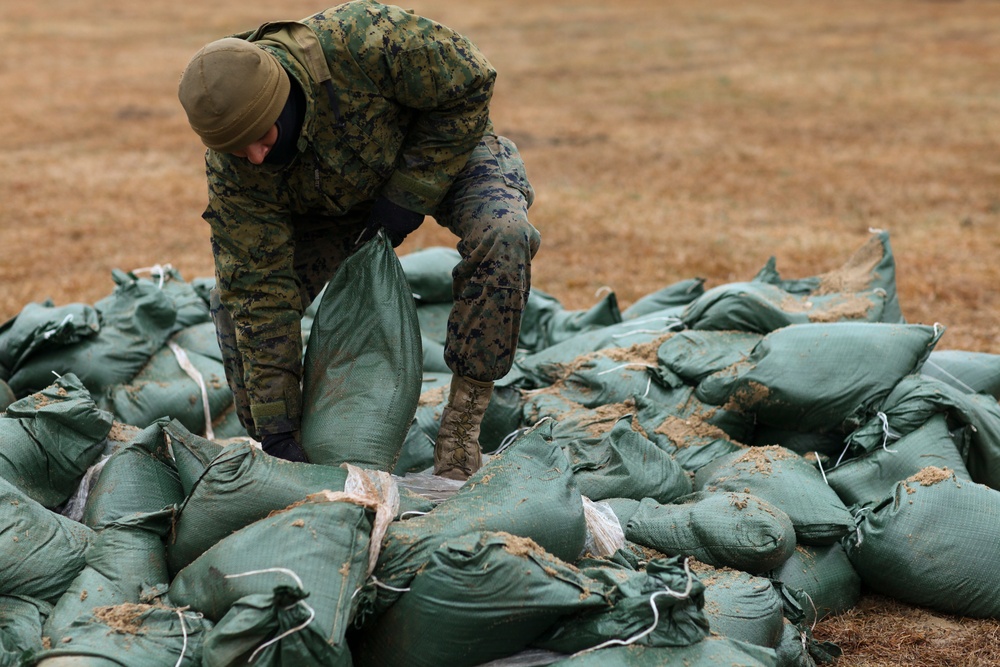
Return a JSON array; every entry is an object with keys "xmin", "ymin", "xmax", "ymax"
[{"xmin": 3, "ymin": 0, "xmax": 1000, "ymax": 664}]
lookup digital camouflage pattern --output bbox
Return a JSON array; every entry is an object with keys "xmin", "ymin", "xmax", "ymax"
[{"xmin": 203, "ymin": 1, "xmax": 539, "ymax": 438}]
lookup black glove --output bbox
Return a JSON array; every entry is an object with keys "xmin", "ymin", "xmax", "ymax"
[
  {"xmin": 261, "ymin": 432, "xmax": 309, "ymax": 463},
  {"xmin": 363, "ymin": 196, "xmax": 424, "ymax": 247}
]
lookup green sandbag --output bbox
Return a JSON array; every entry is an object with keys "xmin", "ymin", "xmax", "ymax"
[
  {"xmin": 546, "ymin": 636, "xmax": 778, "ymax": 667},
  {"xmin": 920, "ymin": 349, "xmax": 1000, "ymax": 399},
  {"xmin": 699, "ymin": 564, "xmax": 785, "ymax": 649},
  {"xmin": 752, "ymin": 230, "xmax": 904, "ymax": 324},
  {"xmin": 300, "ymin": 233, "xmax": 422, "ymax": 471},
  {"xmin": 106, "ymin": 344, "xmax": 232, "ymax": 438},
  {"xmin": 161, "ymin": 419, "xmax": 224, "ymax": 496},
  {"xmin": 420, "ymin": 334, "xmax": 450, "ymax": 372},
  {"xmin": 0, "ymin": 301, "xmax": 100, "ymax": 384},
  {"xmin": 0, "ymin": 476, "xmax": 93, "ymax": 604},
  {"xmin": 847, "ymin": 374, "xmax": 1000, "ymax": 491},
  {"xmin": 625, "ymin": 492, "xmax": 796, "ymax": 574},
  {"xmin": 168, "ymin": 321, "xmax": 223, "ymax": 362},
  {"xmin": 631, "ymin": 393, "xmax": 752, "ymax": 473},
  {"xmin": 44, "ymin": 509, "xmax": 173, "ymax": 643},
  {"xmin": 505, "ymin": 323, "xmax": 679, "ymax": 391},
  {"xmin": 845, "ymin": 467, "xmax": 1000, "ymax": 617},
  {"xmin": 622, "ymin": 278, "xmax": 705, "ymax": 320},
  {"xmin": 513, "ymin": 339, "xmax": 679, "ymax": 405},
  {"xmin": 8, "ymin": 269, "xmax": 179, "ymax": 397},
  {"xmin": 169, "ymin": 495, "xmax": 374, "ymax": 657},
  {"xmin": 167, "ymin": 441, "xmax": 349, "ymax": 574},
  {"xmin": 682, "ymin": 280, "xmax": 889, "ymax": 334},
  {"xmin": 657, "ymin": 330, "xmax": 762, "ymax": 385},
  {"xmin": 694, "ymin": 446, "xmax": 853, "ymax": 545},
  {"xmin": 0, "ymin": 595, "xmax": 51, "ymax": 665},
  {"xmin": 145, "ymin": 266, "xmax": 212, "ymax": 329},
  {"xmin": 559, "ymin": 416, "xmax": 692, "ymax": 504},
  {"xmin": 696, "ymin": 322, "xmax": 941, "ymax": 433},
  {"xmin": 0, "ymin": 373, "xmax": 113, "ymax": 508},
  {"xmin": 399, "ymin": 246, "xmax": 461, "ymax": 304},
  {"xmin": 534, "ymin": 556, "xmax": 709, "ymax": 654},
  {"xmin": 748, "ymin": 425, "xmax": 847, "ymax": 459},
  {"xmin": 201, "ymin": 586, "xmax": 342, "ymax": 667},
  {"xmin": 354, "ymin": 532, "xmax": 609, "ymax": 667},
  {"xmin": 362, "ymin": 421, "xmax": 587, "ymax": 619},
  {"xmin": 768, "ymin": 543, "xmax": 861, "ymax": 624},
  {"xmin": 414, "ymin": 301, "xmax": 451, "ymax": 346},
  {"xmin": 32, "ymin": 604, "xmax": 211, "ymax": 667},
  {"xmin": 826, "ymin": 412, "xmax": 970, "ymax": 508},
  {"xmin": 517, "ymin": 288, "xmax": 622, "ymax": 354},
  {"xmin": 81, "ymin": 421, "xmax": 183, "ymax": 530}
]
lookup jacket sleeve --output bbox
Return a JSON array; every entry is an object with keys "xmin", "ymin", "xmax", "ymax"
[
  {"xmin": 203, "ymin": 154, "xmax": 304, "ymax": 438},
  {"xmin": 346, "ymin": 3, "xmax": 497, "ymax": 214}
]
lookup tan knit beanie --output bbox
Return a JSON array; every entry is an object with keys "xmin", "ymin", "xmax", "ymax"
[{"xmin": 178, "ymin": 37, "xmax": 290, "ymax": 153}]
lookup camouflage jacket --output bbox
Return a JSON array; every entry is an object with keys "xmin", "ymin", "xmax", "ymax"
[{"xmin": 203, "ymin": 1, "xmax": 496, "ymax": 436}]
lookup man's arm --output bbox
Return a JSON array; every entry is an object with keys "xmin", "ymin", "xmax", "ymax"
[{"xmin": 204, "ymin": 156, "xmax": 305, "ymax": 438}]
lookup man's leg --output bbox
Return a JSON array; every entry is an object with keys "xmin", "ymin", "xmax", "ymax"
[{"xmin": 432, "ymin": 133, "xmax": 541, "ymax": 479}]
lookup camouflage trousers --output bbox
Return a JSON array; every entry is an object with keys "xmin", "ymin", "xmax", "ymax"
[{"xmin": 212, "ymin": 133, "xmax": 539, "ymax": 435}]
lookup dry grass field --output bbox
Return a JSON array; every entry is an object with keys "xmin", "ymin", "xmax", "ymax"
[{"xmin": 3, "ymin": 0, "xmax": 1000, "ymax": 664}]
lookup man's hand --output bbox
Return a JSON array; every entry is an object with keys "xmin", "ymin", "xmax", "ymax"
[
  {"xmin": 363, "ymin": 195, "xmax": 425, "ymax": 247},
  {"xmin": 261, "ymin": 432, "xmax": 309, "ymax": 463}
]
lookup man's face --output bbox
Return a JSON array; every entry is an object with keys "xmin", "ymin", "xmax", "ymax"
[{"xmin": 230, "ymin": 124, "xmax": 279, "ymax": 165}]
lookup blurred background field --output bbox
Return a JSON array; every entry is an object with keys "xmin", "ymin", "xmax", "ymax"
[{"xmin": 2, "ymin": 1, "xmax": 999, "ymax": 663}]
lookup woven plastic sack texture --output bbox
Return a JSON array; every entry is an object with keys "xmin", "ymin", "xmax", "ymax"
[
  {"xmin": 698, "ymin": 565, "xmax": 785, "ymax": 649},
  {"xmin": 559, "ymin": 416, "xmax": 692, "ymax": 504},
  {"xmin": 631, "ymin": 393, "xmax": 748, "ymax": 473},
  {"xmin": 534, "ymin": 556, "xmax": 709, "ymax": 654},
  {"xmin": 169, "ymin": 496, "xmax": 373, "ymax": 656},
  {"xmin": 682, "ymin": 281, "xmax": 888, "ymax": 334},
  {"xmin": 844, "ymin": 467, "xmax": 1000, "ymax": 618},
  {"xmin": 657, "ymin": 330, "xmax": 762, "ymax": 385},
  {"xmin": 826, "ymin": 412, "xmax": 970, "ymax": 508},
  {"xmin": 547, "ymin": 636, "xmax": 778, "ymax": 667},
  {"xmin": 696, "ymin": 322, "xmax": 941, "ymax": 433},
  {"xmin": 920, "ymin": 349, "xmax": 1000, "ymax": 399},
  {"xmin": 621, "ymin": 277, "xmax": 705, "ymax": 320},
  {"xmin": 0, "ymin": 595, "xmax": 51, "ymax": 665},
  {"xmin": 0, "ymin": 476, "xmax": 92, "ymax": 603},
  {"xmin": 846, "ymin": 374, "xmax": 1000, "ymax": 491},
  {"xmin": 354, "ymin": 532, "xmax": 608, "ymax": 667},
  {"xmin": 167, "ymin": 441, "xmax": 348, "ymax": 574},
  {"xmin": 516, "ymin": 288, "xmax": 622, "ymax": 354},
  {"xmin": 44, "ymin": 509, "xmax": 172, "ymax": 643},
  {"xmin": 106, "ymin": 344, "xmax": 231, "ymax": 438},
  {"xmin": 768, "ymin": 543, "xmax": 861, "ymax": 624},
  {"xmin": 0, "ymin": 373, "xmax": 113, "ymax": 508},
  {"xmin": 694, "ymin": 446, "xmax": 853, "ymax": 546},
  {"xmin": 625, "ymin": 491, "xmax": 796, "ymax": 574},
  {"xmin": 362, "ymin": 421, "xmax": 587, "ymax": 619},
  {"xmin": 8, "ymin": 269, "xmax": 180, "ymax": 397},
  {"xmin": 751, "ymin": 230, "xmax": 904, "ymax": 324},
  {"xmin": 300, "ymin": 234, "xmax": 421, "ymax": 471},
  {"xmin": 81, "ymin": 421, "xmax": 183, "ymax": 530},
  {"xmin": 201, "ymin": 585, "xmax": 342, "ymax": 667},
  {"xmin": 399, "ymin": 246, "xmax": 461, "ymax": 304},
  {"xmin": 0, "ymin": 301, "xmax": 100, "ymax": 384},
  {"xmin": 32, "ymin": 604, "xmax": 211, "ymax": 667}
]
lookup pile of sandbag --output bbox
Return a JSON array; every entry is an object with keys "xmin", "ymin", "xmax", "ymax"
[{"xmin": 1, "ymin": 230, "xmax": 999, "ymax": 667}]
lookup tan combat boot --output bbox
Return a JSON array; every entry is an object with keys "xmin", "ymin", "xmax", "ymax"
[{"xmin": 433, "ymin": 375, "xmax": 494, "ymax": 480}]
